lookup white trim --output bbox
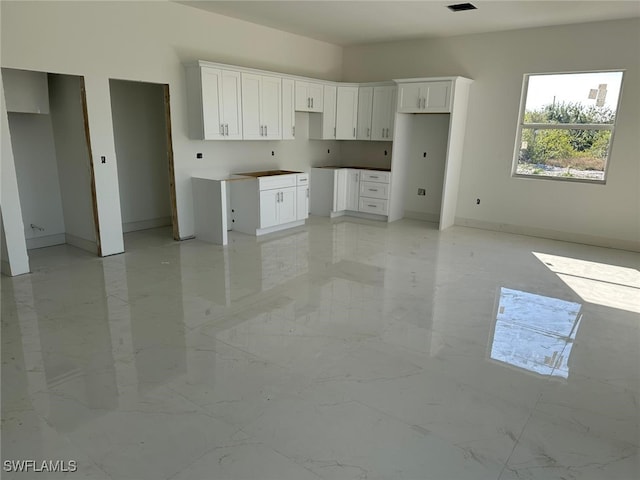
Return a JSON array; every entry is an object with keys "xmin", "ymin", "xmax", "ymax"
[
  {"xmin": 65, "ymin": 233, "xmax": 98, "ymax": 254},
  {"xmin": 255, "ymin": 219, "xmax": 305, "ymax": 236},
  {"xmin": 455, "ymin": 217, "xmax": 640, "ymax": 252},
  {"xmin": 26, "ymin": 233, "xmax": 66, "ymax": 250},
  {"xmin": 122, "ymin": 217, "xmax": 172, "ymax": 233}
]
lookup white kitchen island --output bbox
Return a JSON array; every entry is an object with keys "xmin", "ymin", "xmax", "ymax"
[{"xmin": 192, "ymin": 170, "xmax": 309, "ymax": 245}]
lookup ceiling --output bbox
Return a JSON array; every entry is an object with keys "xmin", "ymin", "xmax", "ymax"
[{"xmin": 177, "ymin": 1, "xmax": 640, "ymax": 46}]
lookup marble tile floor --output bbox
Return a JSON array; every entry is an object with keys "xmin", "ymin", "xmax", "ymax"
[{"xmin": 1, "ymin": 216, "xmax": 638, "ymax": 480}]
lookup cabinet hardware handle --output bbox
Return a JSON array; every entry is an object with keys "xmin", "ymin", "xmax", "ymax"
[
  {"xmin": 370, "ymin": 175, "xmax": 378, "ymax": 178},
  {"xmin": 382, "ymin": 128, "xmax": 385, "ymax": 137},
  {"xmin": 311, "ymin": 97, "xmax": 314, "ymax": 108},
  {"xmin": 367, "ymin": 128, "xmax": 370, "ymax": 137},
  {"xmin": 307, "ymin": 97, "xmax": 311, "ymax": 108},
  {"xmin": 220, "ymin": 124, "xmax": 224, "ymax": 135},
  {"xmin": 292, "ymin": 126, "xmax": 295, "ymax": 136},
  {"xmin": 334, "ymin": 127, "xmax": 336, "ymax": 137},
  {"xmin": 260, "ymin": 125, "xmax": 264, "ymax": 136},
  {"xmin": 306, "ymin": 188, "xmax": 309, "ymax": 198},
  {"xmin": 422, "ymin": 98, "xmax": 426, "ymax": 109},
  {"xmin": 353, "ymin": 127, "xmax": 356, "ymax": 137},
  {"xmin": 225, "ymin": 124, "xmax": 229, "ymax": 135},
  {"xmin": 369, "ymin": 189, "xmax": 377, "ymax": 192},
  {"xmin": 368, "ymin": 204, "xmax": 376, "ymax": 208}
]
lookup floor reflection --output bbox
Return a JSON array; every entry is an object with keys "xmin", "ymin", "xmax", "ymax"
[{"xmin": 490, "ymin": 287, "xmax": 582, "ymax": 378}]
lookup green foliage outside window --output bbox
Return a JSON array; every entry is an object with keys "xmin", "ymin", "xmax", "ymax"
[{"xmin": 518, "ymin": 102, "xmax": 615, "ymax": 171}]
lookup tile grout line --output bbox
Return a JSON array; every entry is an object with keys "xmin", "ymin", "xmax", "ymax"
[{"xmin": 496, "ymin": 390, "xmax": 544, "ymax": 480}]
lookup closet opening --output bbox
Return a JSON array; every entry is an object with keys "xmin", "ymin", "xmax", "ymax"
[
  {"xmin": 109, "ymin": 79, "xmax": 178, "ymax": 242},
  {"xmin": 3, "ymin": 68, "xmax": 101, "ymax": 257}
]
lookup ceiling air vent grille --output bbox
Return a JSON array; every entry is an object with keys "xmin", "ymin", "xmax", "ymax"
[{"xmin": 447, "ymin": 3, "xmax": 477, "ymax": 12}]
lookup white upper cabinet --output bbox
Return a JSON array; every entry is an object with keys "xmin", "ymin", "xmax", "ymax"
[
  {"xmin": 371, "ymin": 86, "xmax": 396, "ymax": 141},
  {"xmin": 295, "ymin": 80, "xmax": 324, "ymax": 112},
  {"xmin": 309, "ymin": 84, "xmax": 337, "ymax": 140},
  {"xmin": 282, "ymin": 78, "xmax": 295, "ymax": 140},
  {"xmin": 241, "ymin": 73, "xmax": 282, "ymax": 140},
  {"xmin": 397, "ymin": 80, "xmax": 451, "ymax": 113},
  {"xmin": 186, "ymin": 64, "xmax": 243, "ymax": 140},
  {"xmin": 356, "ymin": 86, "xmax": 373, "ymax": 140},
  {"xmin": 335, "ymin": 86, "xmax": 358, "ymax": 140}
]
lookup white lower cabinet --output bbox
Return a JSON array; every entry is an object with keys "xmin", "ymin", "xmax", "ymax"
[
  {"xmin": 296, "ymin": 174, "xmax": 309, "ymax": 221},
  {"xmin": 260, "ymin": 187, "xmax": 296, "ymax": 228},
  {"xmin": 311, "ymin": 167, "xmax": 390, "ymax": 219},
  {"xmin": 230, "ymin": 173, "xmax": 307, "ymax": 236}
]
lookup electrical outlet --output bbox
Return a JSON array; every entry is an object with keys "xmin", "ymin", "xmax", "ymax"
[{"xmin": 418, "ymin": 188, "xmax": 426, "ymax": 196}]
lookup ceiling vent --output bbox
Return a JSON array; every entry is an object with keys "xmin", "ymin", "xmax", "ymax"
[{"xmin": 447, "ymin": 3, "xmax": 477, "ymax": 12}]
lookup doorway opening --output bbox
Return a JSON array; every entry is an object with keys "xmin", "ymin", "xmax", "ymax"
[
  {"xmin": 3, "ymin": 68, "xmax": 101, "ymax": 257},
  {"xmin": 109, "ymin": 79, "xmax": 178, "ymax": 241}
]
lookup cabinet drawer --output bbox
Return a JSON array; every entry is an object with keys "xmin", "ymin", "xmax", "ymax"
[
  {"xmin": 359, "ymin": 181, "xmax": 389, "ymax": 199},
  {"xmin": 296, "ymin": 173, "xmax": 309, "ymax": 186},
  {"xmin": 259, "ymin": 174, "xmax": 297, "ymax": 191},
  {"xmin": 360, "ymin": 171, "xmax": 390, "ymax": 183},
  {"xmin": 359, "ymin": 197, "xmax": 388, "ymax": 215}
]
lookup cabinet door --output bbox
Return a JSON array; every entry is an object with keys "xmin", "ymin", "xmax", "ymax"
[
  {"xmin": 397, "ymin": 83, "xmax": 423, "ymax": 113},
  {"xmin": 333, "ymin": 169, "xmax": 347, "ymax": 212},
  {"xmin": 279, "ymin": 187, "xmax": 297, "ymax": 224},
  {"xmin": 241, "ymin": 73, "xmax": 262, "ymax": 140},
  {"xmin": 220, "ymin": 69, "xmax": 243, "ymax": 139},
  {"xmin": 259, "ymin": 189, "xmax": 279, "ymax": 228},
  {"xmin": 282, "ymin": 78, "xmax": 295, "ymax": 140},
  {"xmin": 346, "ymin": 169, "xmax": 360, "ymax": 211},
  {"xmin": 423, "ymin": 81, "xmax": 451, "ymax": 112},
  {"xmin": 308, "ymin": 82, "xmax": 324, "ymax": 112},
  {"xmin": 295, "ymin": 81, "xmax": 310, "ymax": 111},
  {"xmin": 335, "ymin": 86, "xmax": 358, "ymax": 140},
  {"xmin": 262, "ymin": 76, "xmax": 282, "ymax": 139},
  {"xmin": 322, "ymin": 84, "xmax": 337, "ymax": 139},
  {"xmin": 356, "ymin": 86, "xmax": 373, "ymax": 140},
  {"xmin": 296, "ymin": 186, "xmax": 309, "ymax": 220},
  {"xmin": 200, "ymin": 68, "xmax": 223, "ymax": 140},
  {"xmin": 371, "ymin": 86, "xmax": 394, "ymax": 141}
]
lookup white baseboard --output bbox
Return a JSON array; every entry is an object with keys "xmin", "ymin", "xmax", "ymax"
[
  {"xmin": 330, "ymin": 210, "xmax": 387, "ymax": 222},
  {"xmin": 122, "ymin": 217, "xmax": 172, "ymax": 233},
  {"xmin": 26, "ymin": 233, "xmax": 66, "ymax": 250},
  {"xmin": 455, "ymin": 217, "xmax": 640, "ymax": 252},
  {"xmin": 403, "ymin": 211, "xmax": 440, "ymax": 224},
  {"xmin": 256, "ymin": 220, "xmax": 305, "ymax": 236},
  {"xmin": 65, "ymin": 233, "xmax": 98, "ymax": 254}
]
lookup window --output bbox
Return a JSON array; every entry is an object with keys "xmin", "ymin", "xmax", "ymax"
[{"xmin": 513, "ymin": 71, "xmax": 624, "ymax": 182}]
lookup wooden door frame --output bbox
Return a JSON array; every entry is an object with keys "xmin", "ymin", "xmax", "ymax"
[
  {"xmin": 163, "ymin": 84, "xmax": 180, "ymax": 240},
  {"xmin": 79, "ymin": 77, "xmax": 102, "ymax": 256}
]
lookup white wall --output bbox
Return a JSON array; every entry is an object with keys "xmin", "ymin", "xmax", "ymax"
[
  {"xmin": 338, "ymin": 140, "xmax": 392, "ymax": 170},
  {"xmin": 48, "ymin": 74, "xmax": 97, "ymax": 252},
  {"xmin": 1, "ymin": 76, "xmax": 30, "ymax": 275},
  {"xmin": 7, "ymin": 112, "xmax": 66, "ymax": 247},
  {"xmin": 401, "ymin": 114, "xmax": 449, "ymax": 221},
  {"xmin": 110, "ymin": 80, "xmax": 172, "ymax": 232},
  {"xmin": 0, "ymin": 1, "xmax": 343, "ymax": 257},
  {"xmin": 343, "ymin": 19, "xmax": 640, "ymax": 250},
  {"xmin": 2, "ymin": 68, "xmax": 49, "ymax": 114}
]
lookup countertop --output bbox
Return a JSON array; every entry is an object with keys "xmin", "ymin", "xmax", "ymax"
[
  {"xmin": 234, "ymin": 169, "xmax": 304, "ymax": 177},
  {"xmin": 315, "ymin": 166, "xmax": 391, "ymax": 172}
]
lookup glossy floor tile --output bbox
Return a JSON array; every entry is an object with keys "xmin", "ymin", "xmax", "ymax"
[{"xmin": 2, "ymin": 217, "xmax": 639, "ymax": 479}]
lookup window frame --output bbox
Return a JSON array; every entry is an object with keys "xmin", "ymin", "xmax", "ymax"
[{"xmin": 512, "ymin": 70, "xmax": 625, "ymax": 185}]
